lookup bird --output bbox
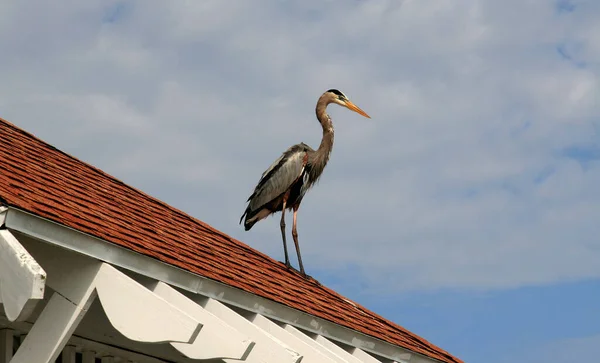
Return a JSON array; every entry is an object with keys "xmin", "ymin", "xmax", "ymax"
[{"xmin": 240, "ymin": 89, "xmax": 370, "ymax": 276}]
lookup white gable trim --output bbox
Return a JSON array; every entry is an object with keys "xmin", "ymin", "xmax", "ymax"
[{"xmin": 3, "ymin": 207, "xmax": 444, "ymax": 363}]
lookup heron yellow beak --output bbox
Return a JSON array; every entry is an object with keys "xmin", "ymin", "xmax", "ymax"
[{"xmin": 344, "ymin": 100, "xmax": 371, "ymax": 118}]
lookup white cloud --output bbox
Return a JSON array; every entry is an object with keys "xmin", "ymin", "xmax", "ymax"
[{"xmin": 0, "ymin": 0, "xmax": 599, "ymax": 292}]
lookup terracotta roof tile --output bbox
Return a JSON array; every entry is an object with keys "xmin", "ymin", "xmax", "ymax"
[{"xmin": 0, "ymin": 117, "xmax": 462, "ymax": 363}]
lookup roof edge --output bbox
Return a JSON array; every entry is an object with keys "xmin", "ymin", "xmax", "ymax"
[{"xmin": 4, "ymin": 206, "xmax": 442, "ymax": 363}]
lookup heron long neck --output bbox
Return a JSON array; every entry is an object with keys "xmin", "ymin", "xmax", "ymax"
[{"xmin": 310, "ymin": 97, "xmax": 335, "ymax": 180}]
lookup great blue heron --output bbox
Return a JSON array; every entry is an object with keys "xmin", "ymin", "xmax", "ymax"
[{"xmin": 240, "ymin": 89, "xmax": 370, "ymax": 276}]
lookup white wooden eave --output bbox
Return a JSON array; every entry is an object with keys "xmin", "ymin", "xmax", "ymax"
[{"xmin": 0, "ymin": 206, "xmax": 443, "ymax": 363}]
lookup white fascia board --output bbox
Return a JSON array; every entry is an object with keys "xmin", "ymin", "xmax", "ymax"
[
  {"xmin": 0, "ymin": 229, "xmax": 46, "ymax": 322},
  {"xmin": 4, "ymin": 207, "xmax": 445, "ymax": 363}
]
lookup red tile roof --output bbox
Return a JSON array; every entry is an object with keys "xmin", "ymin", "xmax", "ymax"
[{"xmin": 0, "ymin": 116, "xmax": 462, "ymax": 363}]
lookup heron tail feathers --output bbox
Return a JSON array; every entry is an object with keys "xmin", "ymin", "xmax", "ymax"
[{"xmin": 241, "ymin": 207, "xmax": 272, "ymax": 231}]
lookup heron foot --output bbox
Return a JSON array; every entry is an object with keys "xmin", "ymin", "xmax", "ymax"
[
  {"xmin": 279, "ymin": 262, "xmax": 317, "ymax": 282},
  {"xmin": 281, "ymin": 262, "xmax": 301, "ymax": 274}
]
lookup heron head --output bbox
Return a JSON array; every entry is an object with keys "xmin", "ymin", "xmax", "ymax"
[{"xmin": 325, "ymin": 89, "xmax": 370, "ymax": 118}]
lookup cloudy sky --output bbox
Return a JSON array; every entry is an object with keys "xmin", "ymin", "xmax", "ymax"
[{"xmin": 1, "ymin": 1, "xmax": 599, "ymax": 362}]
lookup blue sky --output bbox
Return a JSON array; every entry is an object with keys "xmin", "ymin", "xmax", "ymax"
[{"xmin": 1, "ymin": 1, "xmax": 599, "ymax": 362}]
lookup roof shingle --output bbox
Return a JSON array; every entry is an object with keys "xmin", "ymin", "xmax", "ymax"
[{"xmin": 0, "ymin": 117, "xmax": 462, "ymax": 363}]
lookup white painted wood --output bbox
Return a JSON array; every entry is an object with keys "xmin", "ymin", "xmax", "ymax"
[
  {"xmin": 82, "ymin": 350, "xmax": 96, "ymax": 363},
  {"xmin": 366, "ymin": 349, "xmax": 409, "ymax": 363},
  {"xmin": 0, "ymin": 206, "xmax": 7, "ymax": 227},
  {"xmin": 197, "ymin": 297, "xmax": 302, "ymax": 363},
  {"xmin": 3, "ymin": 310, "xmax": 178, "ymax": 363},
  {"xmin": 282, "ymin": 324, "xmax": 349, "ymax": 363},
  {"xmin": 11, "ymin": 292, "xmax": 95, "ymax": 363},
  {"xmin": 0, "ymin": 329, "xmax": 13, "ymax": 363},
  {"xmin": 313, "ymin": 336, "xmax": 363, "ymax": 363},
  {"xmin": 373, "ymin": 358, "xmax": 401, "ymax": 363},
  {"xmin": 22, "ymin": 238, "xmax": 103, "ymax": 307},
  {"xmin": 242, "ymin": 312, "xmax": 337, "ymax": 363},
  {"xmin": 351, "ymin": 347, "xmax": 396, "ymax": 363},
  {"xmin": 68, "ymin": 335, "xmax": 168, "ymax": 363},
  {"xmin": 8, "ymin": 209, "xmax": 434, "ymax": 363},
  {"xmin": 61, "ymin": 345, "xmax": 76, "ymax": 363},
  {"xmin": 150, "ymin": 281, "xmax": 254, "ymax": 361},
  {"xmin": 23, "ymin": 239, "xmax": 202, "ymax": 346},
  {"xmin": 0, "ymin": 230, "xmax": 46, "ymax": 321},
  {"xmin": 95, "ymin": 264, "xmax": 201, "ymax": 344}
]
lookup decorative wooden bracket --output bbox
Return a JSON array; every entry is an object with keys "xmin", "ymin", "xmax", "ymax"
[{"xmin": 0, "ymin": 230, "xmax": 46, "ymax": 322}]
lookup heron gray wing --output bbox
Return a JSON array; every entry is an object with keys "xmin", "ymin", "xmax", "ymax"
[{"xmin": 248, "ymin": 144, "xmax": 311, "ymax": 211}]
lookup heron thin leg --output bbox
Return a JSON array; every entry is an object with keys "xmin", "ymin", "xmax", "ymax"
[
  {"xmin": 292, "ymin": 207, "xmax": 306, "ymax": 276},
  {"xmin": 280, "ymin": 201, "xmax": 291, "ymax": 268}
]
